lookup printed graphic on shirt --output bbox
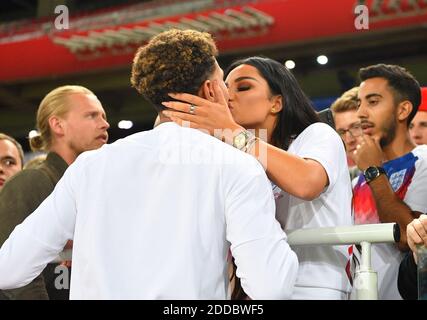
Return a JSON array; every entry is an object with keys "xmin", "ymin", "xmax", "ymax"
[
  {"xmin": 389, "ymin": 169, "xmax": 406, "ymax": 192},
  {"xmin": 353, "ymin": 152, "xmax": 418, "ymax": 224}
]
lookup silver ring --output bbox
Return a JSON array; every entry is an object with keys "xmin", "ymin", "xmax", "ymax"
[{"xmin": 189, "ymin": 104, "xmax": 196, "ymax": 115}]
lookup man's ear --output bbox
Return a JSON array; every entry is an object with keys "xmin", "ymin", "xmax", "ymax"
[
  {"xmin": 270, "ymin": 95, "xmax": 283, "ymax": 114},
  {"xmin": 48, "ymin": 116, "xmax": 65, "ymax": 136},
  {"xmin": 199, "ymin": 80, "xmax": 215, "ymax": 102},
  {"xmin": 397, "ymin": 100, "xmax": 413, "ymax": 122}
]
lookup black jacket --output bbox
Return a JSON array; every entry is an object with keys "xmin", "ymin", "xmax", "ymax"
[
  {"xmin": 398, "ymin": 251, "xmax": 418, "ymax": 300},
  {"xmin": 0, "ymin": 152, "xmax": 68, "ymax": 300}
]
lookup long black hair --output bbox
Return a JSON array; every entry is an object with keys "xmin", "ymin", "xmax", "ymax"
[{"xmin": 225, "ymin": 56, "xmax": 320, "ymax": 150}]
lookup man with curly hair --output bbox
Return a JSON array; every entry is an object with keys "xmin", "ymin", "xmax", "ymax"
[{"xmin": 0, "ymin": 29, "xmax": 298, "ymax": 299}]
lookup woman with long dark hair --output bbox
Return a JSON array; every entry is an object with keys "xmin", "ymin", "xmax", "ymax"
[{"xmin": 162, "ymin": 56, "xmax": 353, "ymax": 299}]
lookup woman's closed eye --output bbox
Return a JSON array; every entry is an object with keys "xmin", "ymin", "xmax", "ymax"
[{"xmin": 237, "ymin": 85, "xmax": 250, "ymax": 92}]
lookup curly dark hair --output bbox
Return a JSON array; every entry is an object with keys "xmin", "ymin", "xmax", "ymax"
[{"xmin": 131, "ymin": 29, "xmax": 218, "ymax": 112}]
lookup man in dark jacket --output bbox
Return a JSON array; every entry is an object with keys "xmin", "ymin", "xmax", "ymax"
[
  {"xmin": 0, "ymin": 133, "xmax": 24, "ymax": 190},
  {"xmin": 0, "ymin": 85, "xmax": 109, "ymax": 299}
]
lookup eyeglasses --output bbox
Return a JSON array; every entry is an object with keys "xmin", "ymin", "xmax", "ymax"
[{"xmin": 336, "ymin": 123, "xmax": 363, "ymax": 139}]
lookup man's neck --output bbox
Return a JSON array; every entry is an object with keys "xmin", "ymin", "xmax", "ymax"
[
  {"xmin": 382, "ymin": 129, "xmax": 416, "ymax": 162},
  {"xmin": 157, "ymin": 112, "xmax": 175, "ymax": 127},
  {"xmin": 49, "ymin": 143, "xmax": 77, "ymax": 165}
]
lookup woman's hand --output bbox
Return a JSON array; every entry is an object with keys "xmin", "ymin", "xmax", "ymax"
[{"xmin": 162, "ymin": 80, "xmax": 243, "ymax": 140}]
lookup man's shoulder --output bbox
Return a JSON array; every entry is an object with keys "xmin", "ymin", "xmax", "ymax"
[
  {"xmin": 163, "ymin": 125, "xmax": 260, "ymax": 164},
  {"xmin": 384, "ymin": 145, "xmax": 427, "ymax": 170},
  {"xmin": 411, "ymin": 145, "xmax": 427, "ymax": 179},
  {"xmin": 84, "ymin": 127, "xmax": 262, "ymax": 172},
  {"xmin": 0, "ymin": 168, "xmax": 55, "ymax": 207},
  {"xmin": 4, "ymin": 167, "xmax": 52, "ymax": 189},
  {"xmin": 0, "ymin": 168, "xmax": 55, "ymax": 237},
  {"xmin": 93, "ymin": 131, "xmax": 151, "ymax": 155},
  {"xmin": 412, "ymin": 145, "xmax": 427, "ymax": 159}
]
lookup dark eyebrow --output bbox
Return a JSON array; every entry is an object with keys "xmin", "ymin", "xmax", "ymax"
[
  {"xmin": 365, "ymin": 93, "xmax": 382, "ymax": 99},
  {"xmin": 234, "ymin": 76, "xmax": 259, "ymax": 83},
  {"xmin": 225, "ymin": 76, "xmax": 258, "ymax": 87},
  {"xmin": 225, "ymin": 76, "xmax": 259, "ymax": 88},
  {"xmin": 0, "ymin": 156, "xmax": 17, "ymax": 162}
]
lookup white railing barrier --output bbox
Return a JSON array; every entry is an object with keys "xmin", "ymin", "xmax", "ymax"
[{"xmin": 286, "ymin": 223, "xmax": 400, "ymax": 300}]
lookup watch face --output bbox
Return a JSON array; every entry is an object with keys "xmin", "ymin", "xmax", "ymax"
[
  {"xmin": 364, "ymin": 167, "xmax": 379, "ymax": 182},
  {"xmin": 234, "ymin": 133, "xmax": 247, "ymax": 149}
]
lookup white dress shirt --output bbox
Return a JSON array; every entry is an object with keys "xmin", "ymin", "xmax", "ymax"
[{"xmin": 0, "ymin": 122, "xmax": 298, "ymax": 299}]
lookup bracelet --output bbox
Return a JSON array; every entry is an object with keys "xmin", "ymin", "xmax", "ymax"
[{"xmin": 244, "ymin": 136, "xmax": 258, "ymax": 153}]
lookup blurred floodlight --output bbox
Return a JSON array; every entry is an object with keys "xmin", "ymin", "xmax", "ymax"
[
  {"xmin": 118, "ymin": 120, "xmax": 133, "ymax": 129},
  {"xmin": 285, "ymin": 60, "xmax": 295, "ymax": 69},
  {"xmin": 317, "ymin": 55, "xmax": 328, "ymax": 65}
]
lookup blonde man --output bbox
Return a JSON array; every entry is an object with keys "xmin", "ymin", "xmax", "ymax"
[
  {"xmin": 331, "ymin": 87, "xmax": 363, "ymax": 180},
  {"xmin": 0, "ymin": 85, "xmax": 109, "ymax": 300}
]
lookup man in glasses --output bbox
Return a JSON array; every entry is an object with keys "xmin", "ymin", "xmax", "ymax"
[{"xmin": 331, "ymin": 87, "xmax": 362, "ymax": 179}]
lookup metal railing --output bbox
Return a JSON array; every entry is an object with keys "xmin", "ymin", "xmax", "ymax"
[{"xmin": 286, "ymin": 223, "xmax": 400, "ymax": 300}]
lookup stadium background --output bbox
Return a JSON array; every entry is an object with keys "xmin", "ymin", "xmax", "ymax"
[{"xmin": 0, "ymin": 0, "xmax": 426, "ymax": 155}]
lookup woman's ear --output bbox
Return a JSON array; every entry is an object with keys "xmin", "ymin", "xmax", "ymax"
[
  {"xmin": 271, "ymin": 95, "xmax": 283, "ymax": 114},
  {"xmin": 397, "ymin": 100, "xmax": 413, "ymax": 122}
]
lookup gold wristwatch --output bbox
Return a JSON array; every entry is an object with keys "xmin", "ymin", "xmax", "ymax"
[{"xmin": 232, "ymin": 130, "xmax": 255, "ymax": 151}]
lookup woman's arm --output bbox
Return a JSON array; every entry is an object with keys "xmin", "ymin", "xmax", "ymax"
[
  {"xmin": 251, "ymin": 139, "xmax": 328, "ymax": 200},
  {"xmin": 162, "ymin": 81, "xmax": 328, "ymax": 200}
]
